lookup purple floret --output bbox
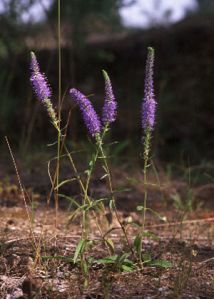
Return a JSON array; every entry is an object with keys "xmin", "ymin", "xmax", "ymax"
[
  {"xmin": 102, "ymin": 70, "xmax": 117, "ymax": 126},
  {"xmin": 142, "ymin": 47, "xmax": 157, "ymax": 130},
  {"xmin": 30, "ymin": 52, "xmax": 51, "ymax": 101},
  {"xmin": 69, "ymin": 88, "xmax": 101, "ymax": 137}
]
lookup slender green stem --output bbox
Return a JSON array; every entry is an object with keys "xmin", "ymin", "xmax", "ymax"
[
  {"xmin": 84, "ymin": 149, "xmax": 99, "ymax": 202},
  {"xmin": 142, "ymin": 156, "xmax": 148, "ymax": 236},
  {"xmin": 51, "ymin": 122, "xmax": 112, "ymax": 253},
  {"xmin": 139, "ymin": 128, "xmax": 151, "ymax": 262},
  {"xmin": 55, "ymin": 0, "xmax": 61, "ymax": 228},
  {"xmin": 96, "ymin": 136, "xmax": 134, "ymax": 256},
  {"xmin": 81, "ymin": 128, "xmax": 110, "ymax": 233},
  {"xmin": 63, "ymin": 143, "xmax": 112, "ymax": 254}
]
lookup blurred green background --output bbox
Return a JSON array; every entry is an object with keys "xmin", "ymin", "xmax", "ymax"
[{"xmin": 0, "ymin": 0, "xmax": 214, "ymax": 164}]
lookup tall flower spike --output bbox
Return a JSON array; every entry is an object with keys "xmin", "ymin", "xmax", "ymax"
[
  {"xmin": 69, "ymin": 88, "xmax": 101, "ymax": 137},
  {"xmin": 30, "ymin": 52, "xmax": 59, "ymax": 129},
  {"xmin": 102, "ymin": 70, "xmax": 117, "ymax": 126},
  {"xmin": 30, "ymin": 51, "xmax": 51, "ymax": 102},
  {"xmin": 141, "ymin": 47, "xmax": 156, "ymax": 130}
]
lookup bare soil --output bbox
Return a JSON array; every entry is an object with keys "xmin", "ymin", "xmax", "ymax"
[
  {"xmin": 0, "ymin": 166, "xmax": 214, "ymax": 298},
  {"xmin": 0, "ymin": 207, "xmax": 213, "ymax": 298}
]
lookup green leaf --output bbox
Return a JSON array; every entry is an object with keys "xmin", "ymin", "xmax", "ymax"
[
  {"xmin": 78, "ymin": 204, "xmax": 89, "ymax": 211},
  {"xmin": 114, "ymin": 187, "xmax": 131, "ymax": 194},
  {"xmin": 118, "ymin": 255, "xmax": 134, "ymax": 272},
  {"xmin": 96, "ymin": 255, "xmax": 118, "ymax": 264},
  {"xmin": 117, "ymin": 253, "xmax": 130, "ymax": 264},
  {"xmin": 133, "ymin": 235, "xmax": 142, "ymax": 256},
  {"xmin": 123, "ymin": 258, "xmax": 134, "ymax": 266},
  {"xmin": 109, "ymin": 199, "xmax": 114, "ymax": 210},
  {"xmin": 121, "ymin": 264, "xmax": 134, "ymax": 272},
  {"xmin": 73, "ymin": 239, "xmax": 86, "ymax": 264},
  {"xmin": 142, "ymin": 253, "xmax": 152, "ymax": 263},
  {"xmin": 55, "ymin": 178, "xmax": 76, "ymax": 190},
  {"xmin": 105, "ymin": 238, "xmax": 115, "ymax": 254},
  {"xmin": 88, "ymin": 198, "xmax": 109, "ymax": 210},
  {"xmin": 136, "ymin": 205, "xmax": 144, "ymax": 211},
  {"xmin": 150, "ymin": 259, "xmax": 172, "ymax": 269},
  {"xmin": 58, "ymin": 194, "xmax": 80, "ymax": 208}
]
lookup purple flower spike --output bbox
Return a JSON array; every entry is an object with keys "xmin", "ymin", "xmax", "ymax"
[
  {"xmin": 69, "ymin": 88, "xmax": 101, "ymax": 137},
  {"xmin": 142, "ymin": 47, "xmax": 157, "ymax": 130},
  {"xmin": 102, "ymin": 70, "xmax": 117, "ymax": 126},
  {"xmin": 30, "ymin": 52, "xmax": 51, "ymax": 102}
]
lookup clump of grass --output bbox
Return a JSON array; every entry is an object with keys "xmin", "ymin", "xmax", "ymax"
[{"xmin": 173, "ymin": 249, "xmax": 197, "ymax": 298}]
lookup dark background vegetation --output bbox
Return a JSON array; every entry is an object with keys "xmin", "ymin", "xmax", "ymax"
[{"xmin": 0, "ymin": 0, "xmax": 214, "ymax": 164}]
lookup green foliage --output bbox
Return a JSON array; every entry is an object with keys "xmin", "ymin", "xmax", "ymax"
[
  {"xmin": 96, "ymin": 254, "xmax": 135, "ymax": 272},
  {"xmin": 150, "ymin": 259, "xmax": 172, "ymax": 269},
  {"xmin": 73, "ymin": 239, "xmax": 87, "ymax": 263},
  {"xmin": 133, "ymin": 234, "xmax": 142, "ymax": 258},
  {"xmin": 55, "ymin": 178, "xmax": 77, "ymax": 190},
  {"xmin": 171, "ymin": 191, "xmax": 194, "ymax": 212},
  {"xmin": 133, "ymin": 230, "xmax": 160, "ymax": 263},
  {"xmin": 105, "ymin": 238, "xmax": 115, "ymax": 254},
  {"xmin": 173, "ymin": 251, "xmax": 195, "ymax": 298},
  {"xmin": 141, "ymin": 252, "xmax": 172, "ymax": 269}
]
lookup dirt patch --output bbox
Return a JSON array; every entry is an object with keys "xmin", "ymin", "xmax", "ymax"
[{"xmin": 0, "ymin": 202, "xmax": 213, "ymax": 299}]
